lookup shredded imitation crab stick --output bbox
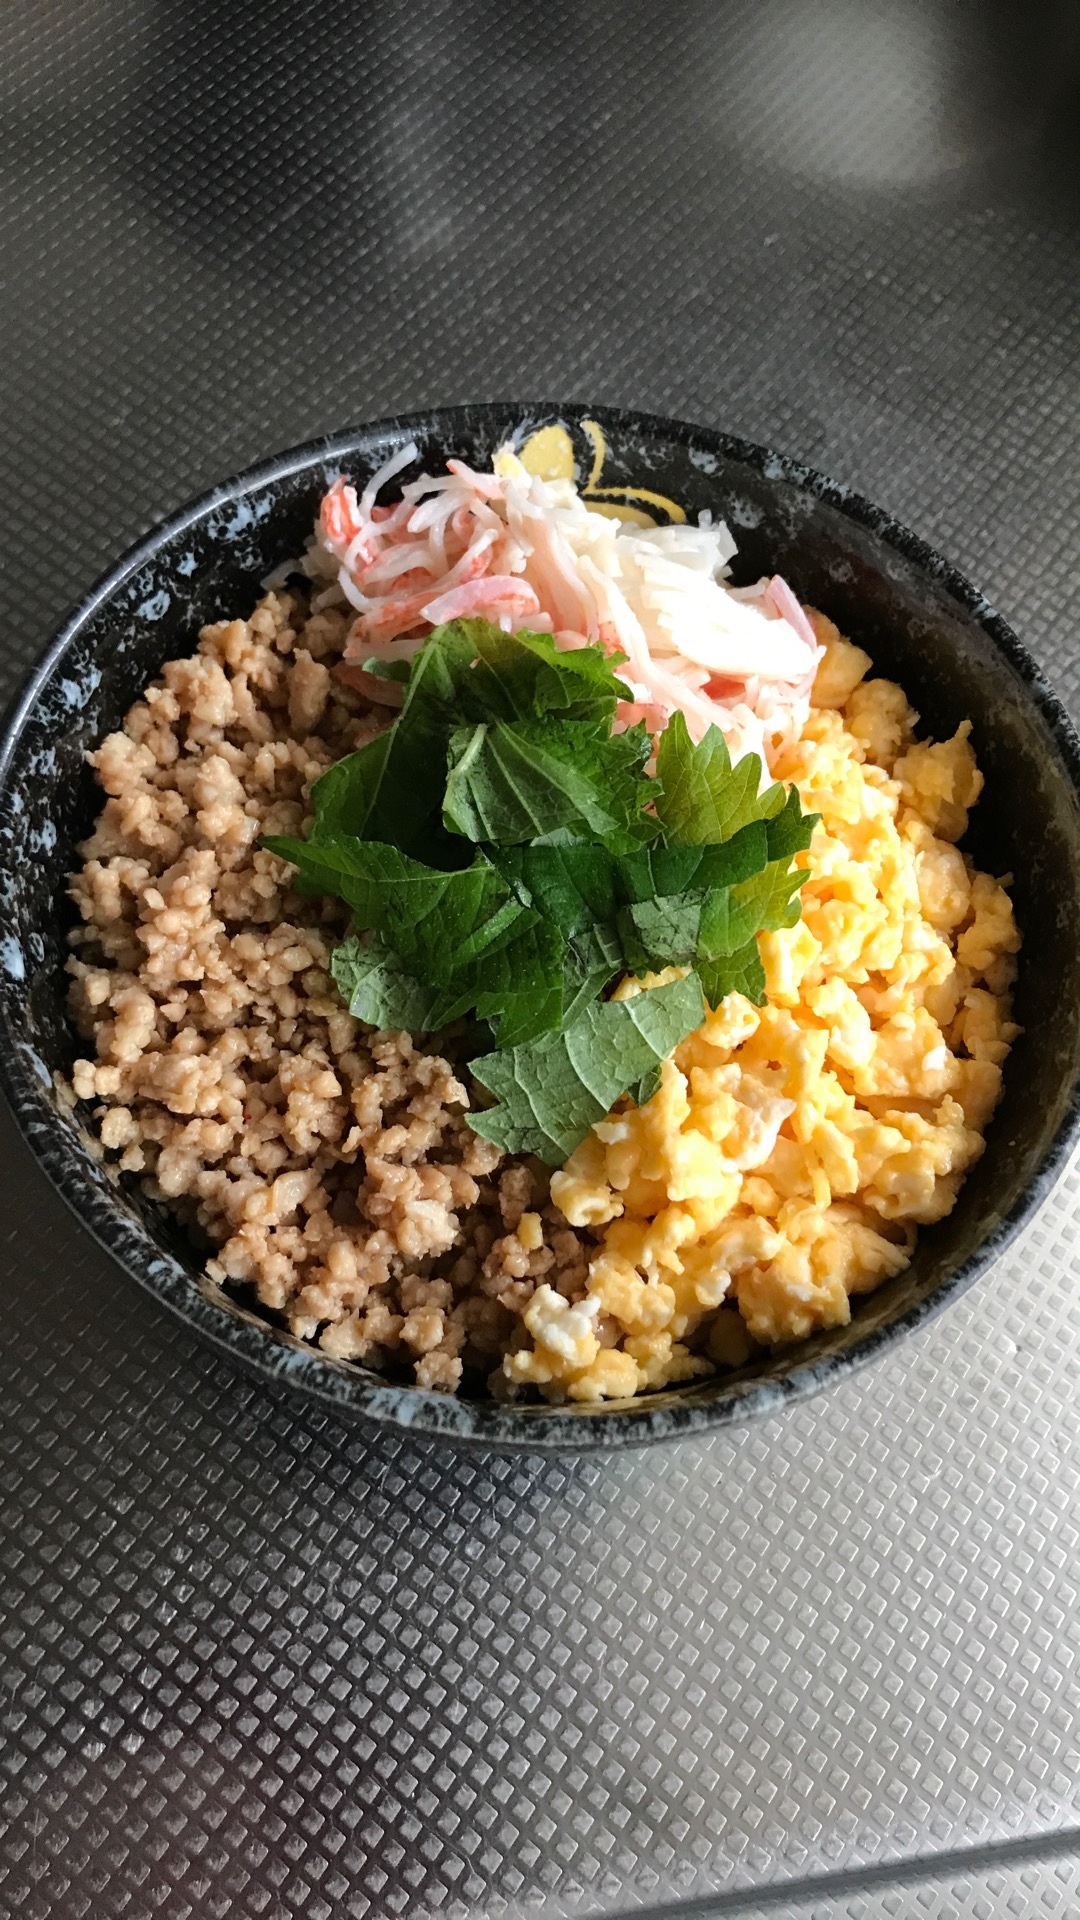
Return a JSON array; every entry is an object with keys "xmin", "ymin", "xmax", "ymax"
[{"xmin": 310, "ymin": 441, "xmax": 824, "ymax": 764}]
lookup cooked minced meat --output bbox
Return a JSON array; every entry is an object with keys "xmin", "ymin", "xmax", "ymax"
[{"xmin": 67, "ymin": 590, "xmax": 590, "ymax": 1394}]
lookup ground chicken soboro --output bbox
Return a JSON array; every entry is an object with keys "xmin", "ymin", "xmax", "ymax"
[
  {"xmin": 67, "ymin": 592, "xmax": 1020, "ymax": 1402},
  {"xmin": 67, "ymin": 590, "xmax": 588, "ymax": 1394}
]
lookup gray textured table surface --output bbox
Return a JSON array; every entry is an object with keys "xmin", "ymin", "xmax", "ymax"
[{"xmin": 3, "ymin": 4, "xmax": 1080, "ymax": 1915}]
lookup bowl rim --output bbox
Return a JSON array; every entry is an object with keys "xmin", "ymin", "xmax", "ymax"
[{"xmin": 3, "ymin": 398, "xmax": 1080, "ymax": 1451}]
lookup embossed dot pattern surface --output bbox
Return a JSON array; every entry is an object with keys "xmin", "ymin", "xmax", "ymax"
[{"xmin": 3, "ymin": 2, "xmax": 1080, "ymax": 1914}]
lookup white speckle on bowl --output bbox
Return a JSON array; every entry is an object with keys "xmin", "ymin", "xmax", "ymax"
[
  {"xmin": 22, "ymin": 1045, "xmax": 51, "ymax": 1088},
  {"xmin": 728, "ymin": 497, "xmax": 763, "ymax": 528},
  {"xmin": 215, "ymin": 493, "xmax": 273, "ymax": 539},
  {"xmin": 689, "ymin": 447, "xmax": 718, "ymax": 475},
  {"xmin": 137, "ymin": 590, "xmax": 171, "ymax": 620},
  {"xmin": 0, "ymin": 936, "xmax": 25, "ymax": 981},
  {"xmin": 177, "ymin": 551, "xmax": 197, "ymax": 577},
  {"xmin": 219, "ymin": 502, "xmax": 255, "ymax": 536}
]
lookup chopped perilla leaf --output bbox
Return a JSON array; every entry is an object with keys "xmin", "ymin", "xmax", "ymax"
[
  {"xmin": 260, "ymin": 616, "xmax": 819, "ymax": 1158},
  {"xmin": 627, "ymin": 1062, "xmax": 665, "ymax": 1109},
  {"xmin": 616, "ymin": 893, "xmax": 704, "ymax": 972},
  {"xmin": 559, "ymin": 922, "xmax": 629, "ymax": 1029},
  {"xmin": 654, "ymin": 712, "xmax": 785, "ymax": 845},
  {"xmin": 261, "ymin": 838, "xmax": 529, "ymax": 985},
  {"xmin": 458, "ymin": 621, "xmax": 633, "ymax": 723},
  {"xmin": 696, "ymin": 939, "xmax": 768, "ymax": 1009},
  {"xmin": 308, "ymin": 627, "xmax": 475, "ymax": 857},
  {"xmin": 491, "ymin": 842, "xmax": 623, "ymax": 934},
  {"xmin": 469, "ymin": 917, "xmax": 568, "ymax": 1047},
  {"xmin": 306, "ymin": 730, "xmax": 394, "ymax": 844},
  {"xmin": 762, "ymin": 783, "xmax": 818, "ymax": 862},
  {"xmin": 357, "ymin": 656, "xmax": 412, "ymax": 683},
  {"xmin": 443, "ymin": 718, "xmax": 655, "ymax": 850},
  {"xmin": 615, "ymin": 829, "xmax": 772, "ymax": 899},
  {"xmin": 331, "ymin": 937, "xmax": 456, "ymax": 1031},
  {"xmin": 698, "ymin": 819, "xmax": 815, "ymax": 957},
  {"xmin": 467, "ymin": 973, "xmax": 707, "ymax": 1163}
]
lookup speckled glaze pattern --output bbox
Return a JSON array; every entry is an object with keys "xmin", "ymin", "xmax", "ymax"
[{"xmin": 2, "ymin": 402, "xmax": 1080, "ymax": 1450}]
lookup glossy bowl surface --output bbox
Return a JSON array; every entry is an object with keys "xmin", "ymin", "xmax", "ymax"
[{"xmin": 3, "ymin": 402, "xmax": 1079, "ymax": 1450}]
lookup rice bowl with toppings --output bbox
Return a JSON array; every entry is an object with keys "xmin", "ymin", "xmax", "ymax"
[{"xmin": 60, "ymin": 421, "xmax": 1022, "ymax": 1407}]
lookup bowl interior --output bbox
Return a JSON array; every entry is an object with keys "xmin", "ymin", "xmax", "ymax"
[{"xmin": 3, "ymin": 402, "xmax": 1080, "ymax": 1448}]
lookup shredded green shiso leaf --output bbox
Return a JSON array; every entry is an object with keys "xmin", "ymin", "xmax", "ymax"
[{"xmin": 263, "ymin": 619, "xmax": 818, "ymax": 1164}]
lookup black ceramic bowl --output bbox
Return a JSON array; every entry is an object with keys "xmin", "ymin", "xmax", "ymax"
[{"xmin": 3, "ymin": 403, "xmax": 1080, "ymax": 1451}]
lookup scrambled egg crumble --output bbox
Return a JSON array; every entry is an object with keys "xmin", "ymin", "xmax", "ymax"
[{"xmin": 503, "ymin": 614, "xmax": 1021, "ymax": 1403}]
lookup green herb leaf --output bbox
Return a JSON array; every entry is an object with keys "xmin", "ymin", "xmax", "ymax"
[
  {"xmin": 306, "ymin": 620, "xmax": 652, "ymax": 866},
  {"xmin": 460, "ymin": 622, "xmax": 632, "ymax": 723},
  {"xmin": 306, "ymin": 731, "xmax": 394, "ymax": 843},
  {"xmin": 263, "ymin": 617, "xmax": 820, "ymax": 1155},
  {"xmin": 357, "ymin": 656, "xmax": 413, "ymax": 683},
  {"xmin": 491, "ymin": 842, "xmax": 622, "ymax": 934},
  {"xmin": 560, "ymin": 922, "xmax": 629, "ymax": 1029},
  {"xmin": 696, "ymin": 940, "xmax": 768, "ymax": 1009},
  {"xmin": 443, "ymin": 719, "xmax": 656, "ymax": 850},
  {"xmin": 698, "ymin": 866, "xmax": 809, "ymax": 956},
  {"xmin": 654, "ymin": 713, "xmax": 786, "ymax": 845},
  {"xmin": 330, "ymin": 937, "xmax": 458, "ymax": 1031},
  {"xmin": 470, "ymin": 918, "xmax": 568, "ymax": 1047},
  {"xmin": 311, "ymin": 627, "xmax": 477, "ymax": 858},
  {"xmin": 628, "ymin": 1063, "xmax": 664, "ymax": 1108},
  {"xmin": 262, "ymin": 831, "xmax": 376, "ymax": 899},
  {"xmin": 616, "ymin": 894, "xmax": 703, "ymax": 971},
  {"xmin": 495, "ymin": 833, "xmax": 780, "ymax": 979},
  {"xmin": 467, "ymin": 972, "xmax": 707, "ymax": 1163},
  {"xmin": 329, "ymin": 920, "xmax": 569, "ymax": 1044},
  {"xmin": 615, "ymin": 829, "xmax": 771, "ymax": 899},
  {"xmin": 763, "ymin": 783, "xmax": 819, "ymax": 863},
  {"xmin": 263, "ymin": 838, "xmax": 527, "ymax": 985},
  {"xmin": 697, "ymin": 794, "xmax": 817, "ymax": 958}
]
